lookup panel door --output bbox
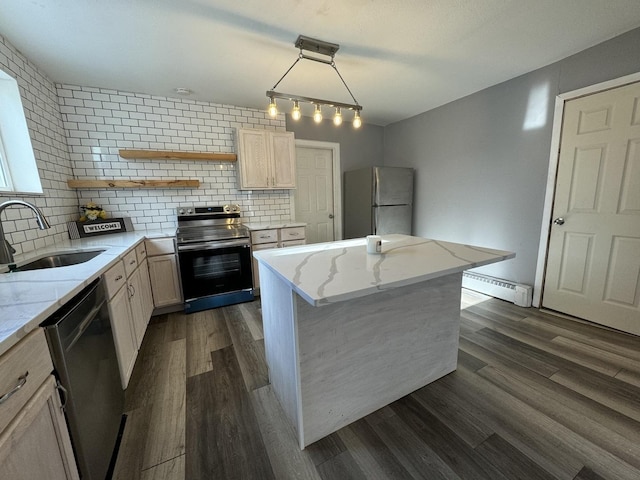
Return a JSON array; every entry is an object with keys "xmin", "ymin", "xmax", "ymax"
[
  {"xmin": 295, "ymin": 146, "xmax": 334, "ymax": 244},
  {"xmin": 271, "ymin": 131, "xmax": 296, "ymax": 188},
  {"xmin": 148, "ymin": 254, "xmax": 183, "ymax": 307},
  {"xmin": 543, "ymin": 81, "xmax": 640, "ymax": 335},
  {"xmin": 237, "ymin": 129, "xmax": 270, "ymax": 189},
  {"xmin": 108, "ymin": 285, "xmax": 137, "ymax": 389},
  {"xmin": 0, "ymin": 376, "xmax": 80, "ymax": 480}
]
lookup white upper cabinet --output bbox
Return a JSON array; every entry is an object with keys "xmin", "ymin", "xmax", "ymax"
[{"xmin": 236, "ymin": 128, "xmax": 296, "ymax": 189}]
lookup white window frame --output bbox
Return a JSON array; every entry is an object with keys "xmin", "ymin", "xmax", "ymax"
[
  {"xmin": 0, "ymin": 132, "xmax": 13, "ymax": 191},
  {"xmin": 0, "ymin": 69, "xmax": 43, "ymax": 194}
]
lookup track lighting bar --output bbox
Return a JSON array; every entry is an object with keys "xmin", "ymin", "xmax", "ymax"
[{"xmin": 266, "ymin": 35, "xmax": 363, "ymax": 128}]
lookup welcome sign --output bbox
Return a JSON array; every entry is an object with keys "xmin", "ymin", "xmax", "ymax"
[{"xmin": 67, "ymin": 217, "xmax": 134, "ymax": 239}]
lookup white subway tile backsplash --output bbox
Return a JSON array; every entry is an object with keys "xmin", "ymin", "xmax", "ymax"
[{"xmin": 58, "ymin": 85, "xmax": 291, "ymax": 228}]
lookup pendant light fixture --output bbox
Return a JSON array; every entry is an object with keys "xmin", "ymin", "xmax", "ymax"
[{"xmin": 266, "ymin": 35, "xmax": 363, "ymax": 129}]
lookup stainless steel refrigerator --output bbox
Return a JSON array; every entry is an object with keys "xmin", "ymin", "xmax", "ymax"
[{"xmin": 344, "ymin": 166, "xmax": 414, "ymax": 238}]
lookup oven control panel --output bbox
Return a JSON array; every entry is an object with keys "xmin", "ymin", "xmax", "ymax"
[{"xmin": 177, "ymin": 204, "xmax": 241, "ymax": 216}]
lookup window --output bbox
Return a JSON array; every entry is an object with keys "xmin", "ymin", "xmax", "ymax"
[
  {"xmin": 0, "ymin": 134, "xmax": 12, "ymax": 191},
  {"xmin": 0, "ymin": 69, "xmax": 43, "ymax": 194}
]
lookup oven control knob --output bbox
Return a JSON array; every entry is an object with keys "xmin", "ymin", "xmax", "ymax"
[
  {"xmin": 187, "ymin": 208, "xmax": 192, "ymax": 214},
  {"xmin": 178, "ymin": 208, "xmax": 184, "ymax": 215},
  {"xmin": 230, "ymin": 204, "xmax": 240, "ymax": 212}
]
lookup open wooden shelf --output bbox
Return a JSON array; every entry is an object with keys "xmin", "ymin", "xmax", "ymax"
[
  {"xmin": 67, "ymin": 179, "xmax": 200, "ymax": 189},
  {"xmin": 118, "ymin": 149, "xmax": 237, "ymax": 161}
]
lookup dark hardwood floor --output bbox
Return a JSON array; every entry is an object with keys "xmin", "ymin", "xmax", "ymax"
[{"xmin": 112, "ymin": 290, "xmax": 640, "ymax": 480}]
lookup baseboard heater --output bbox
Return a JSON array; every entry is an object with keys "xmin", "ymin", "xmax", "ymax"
[{"xmin": 462, "ymin": 272, "xmax": 533, "ymax": 307}]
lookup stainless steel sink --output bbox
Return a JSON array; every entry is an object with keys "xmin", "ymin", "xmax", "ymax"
[{"xmin": 9, "ymin": 249, "xmax": 106, "ymax": 272}]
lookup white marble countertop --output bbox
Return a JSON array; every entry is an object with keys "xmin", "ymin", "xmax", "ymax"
[
  {"xmin": 244, "ymin": 222, "xmax": 306, "ymax": 231},
  {"xmin": 0, "ymin": 229, "xmax": 175, "ymax": 355},
  {"xmin": 253, "ymin": 234, "xmax": 515, "ymax": 307}
]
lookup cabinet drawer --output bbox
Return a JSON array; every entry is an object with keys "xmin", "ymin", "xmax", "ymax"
[
  {"xmin": 103, "ymin": 260, "xmax": 127, "ymax": 299},
  {"xmin": 145, "ymin": 238, "xmax": 175, "ymax": 256},
  {"xmin": 135, "ymin": 241, "xmax": 147, "ymax": 263},
  {"xmin": 251, "ymin": 229, "xmax": 278, "ymax": 244},
  {"xmin": 280, "ymin": 227, "xmax": 305, "ymax": 242},
  {"xmin": 252, "ymin": 242, "xmax": 278, "ymax": 252},
  {"xmin": 0, "ymin": 328, "xmax": 53, "ymax": 433},
  {"xmin": 281, "ymin": 239, "xmax": 306, "ymax": 248},
  {"xmin": 123, "ymin": 249, "xmax": 138, "ymax": 278}
]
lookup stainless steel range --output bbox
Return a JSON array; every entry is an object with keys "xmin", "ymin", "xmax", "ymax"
[{"xmin": 176, "ymin": 204, "xmax": 254, "ymax": 313}]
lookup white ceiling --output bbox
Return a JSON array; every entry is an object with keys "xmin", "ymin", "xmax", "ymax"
[{"xmin": 2, "ymin": 1, "xmax": 640, "ymax": 126}]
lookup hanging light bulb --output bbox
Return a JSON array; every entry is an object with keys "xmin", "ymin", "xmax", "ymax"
[
  {"xmin": 353, "ymin": 110, "xmax": 362, "ymax": 129},
  {"xmin": 333, "ymin": 107, "xmax": 343, "ymax": 126},
  {"xmin": 268, "ymin": 97, "xmax": 278, "ymax": 117},
  {"xmin": 313, "ymin": 104, "xmax": 323, "ymax": 123},
  {"xmin": 291, "ymin": 101, "xmax": 302, "ymax": 121}
]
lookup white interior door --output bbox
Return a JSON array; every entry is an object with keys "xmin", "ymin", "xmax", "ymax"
[
  {"xmin": 543, "ymin": 81, "xmax": 640, "ymax": 335},
  {"xmin": 294, "ymin": 142, "xmax": 341, "ymax": 244}
]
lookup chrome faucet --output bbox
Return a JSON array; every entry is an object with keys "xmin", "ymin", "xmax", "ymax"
[{"xmin": 0, "ymin": 200, "xmax": 51, "ymax": 264}]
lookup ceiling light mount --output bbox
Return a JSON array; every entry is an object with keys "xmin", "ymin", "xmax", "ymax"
[{"xmin": 266, "ymin": 35, "xmax": 362, "ymax": 128}]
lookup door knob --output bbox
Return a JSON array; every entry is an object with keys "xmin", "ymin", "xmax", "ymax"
[
  {"xmin": 328, "ymin": 214, "xmax": 334, "ymax": 219},
  {"xmin": 553, "ymin": 217, "xmax": 565, "ymax": 225}
]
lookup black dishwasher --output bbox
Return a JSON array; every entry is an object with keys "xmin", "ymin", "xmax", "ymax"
[{"xmin": 42, "ymin": 277, "xmax": 124, "ymax": 480}]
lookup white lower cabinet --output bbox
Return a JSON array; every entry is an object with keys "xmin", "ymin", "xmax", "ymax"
[
  {"xmin": 104, "ymin": 240, "xmax": 154, "ymax": 389},
  {"xmin": 0, "ymin": 329, "xmax": 79, "ymax": 479},
  {"xmin": 146, "ymin": 238, "xmax": 183, "ymax": 308},
  {"xmin": 108, "ymin": 285, "xmax": 138, "ymax": 388},
  {"xmin": 250, "ymin": 225, "xmax": 306, "ymax": 291}
]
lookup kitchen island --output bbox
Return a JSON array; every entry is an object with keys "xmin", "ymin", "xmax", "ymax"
[{"xmin": 253, "ymin": 234, "xmax": 514, "ymax": 448}]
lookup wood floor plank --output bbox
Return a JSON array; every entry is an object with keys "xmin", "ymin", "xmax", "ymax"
[
  {"xmin": 410, "ymin": 381, "xmax": 494, "ymax": 448},
  {"xmin": 238, "ymin": 301, "xmax": 264, "ymax": 340},
  {"xmin": 572, "ymin": 466, "xmax": 610, "ymax": 480},
  {"xmin": 337, "ymin": 420, "xmax": 415, "ymax": 480},
  {"xmin": 305, "ymin": 433, "xmax": 347, "ymax": 466},
  {"xmin": 392, "ymin": 395, "xmax": 511, "ymax": 480},
  {"xmin": 550, "ymin": 366, "xmax": 640, "ymax": 423},
  {"xmin": 185, "ymin": 347, "xmax": 274, "ymax": 480},
  {"xmin": 437, "ymin": 369, "xmax": 583, "ymax": 480},
  {"xmin": 477, "ymin": 364, "xmax": 640, "ymax": 469},
  {"xmin": 457, "ymin": 348, "xmax": 488, "ymax": 372},
  {"xmin": 552, "ymin": 336, "xmax": 640, "ymax": 374},
  {"xmin": 186, "ymin": 309, "xmax": 231, "ymax": 377},
  {"xmin": 475, "ymin": 433, "xmax": 557, "ymax": 480},
  {"xmin": 461, "ymin": 308, "xmax": 558, "ymax": 343},
  {"xmin": 367, "ymin": 414, "xmax": 460, "ymax": 480},
  {"xmin": 534, "ymin": 309, "xmax": 640, "ymax": 350},
  {"xmin": 315, "ymin": 450, "xmax": 368, "ymax": 480},
  {"xmin": 250, "ymin": 385, "xmax": 322, "ymax": 480},
  {"xmin": 520, "ymin": 314, "xmax": 640, "ymax": 362},
  {"xmin": 463, "ymin": 315, "xmax": 622, "ymax": 377},
  {"xmin": 441, "ymin": 368, "xmax": 640, "ymax": 480},
  {"xmin": 140, "ymin": 455, "xmax": 185, "ymax": 480},
  {"xmin": 224, "ymin": 305, "xmax": 269, "ymax": 391},
  {"xmin": 615, "ymin": 368, "xmax": 640, "ymax": 388},
  {"xmin": 463, "ymin": 327, "xmax": 561, "ymax": 377},
  {"xmin": 138, "ymin": 340, "xmax": 186, "ymax": 470}
]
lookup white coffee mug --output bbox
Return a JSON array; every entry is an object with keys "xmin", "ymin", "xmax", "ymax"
[{"xmin": 366, "ymin": 235, "xmax": 382, "ymax": 254}]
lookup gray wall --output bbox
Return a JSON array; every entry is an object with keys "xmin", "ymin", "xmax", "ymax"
[
  {"xmin": 286, "ymin": 114, "xmax": 384, "ymax": 172},
  {"xmin": 384, "ymin": 27, "xmax": 640, "ymax": 286}
]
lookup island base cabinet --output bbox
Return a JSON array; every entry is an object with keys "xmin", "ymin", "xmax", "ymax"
[
  {"xmin": 0, "ymin": 375, "xmax": 79, "ymax": 479},
  {"xmin": 259, "ymin": 264, "xmax": 462, "ymax": 449}
]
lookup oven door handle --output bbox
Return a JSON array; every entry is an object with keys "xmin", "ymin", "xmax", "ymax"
[{"xmin": 178, "ymin": 239, "xmax": 250, "ymax": 251}]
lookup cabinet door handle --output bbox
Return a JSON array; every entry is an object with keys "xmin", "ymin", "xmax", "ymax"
[
  {"xmin": 0, "ymin": 371, "xmax": 29, "ymax": 405},
  {"xmin": 129, "ymin": 259, "xmax": 136, "ymax": 265},
  {"xmin": 288, "ymin": 232, "xmax": 299, "ymax": 236},
  {"xmin": 55, "ymin": 381, "xmax": 68, "ymax": 411},
  {"xmin": 115, "ymin": 275, "xmax": 123, "ymax": 281},
  {"xmin": 259, "ymin": 235, "xmax": 270, "ymax": 239}
]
